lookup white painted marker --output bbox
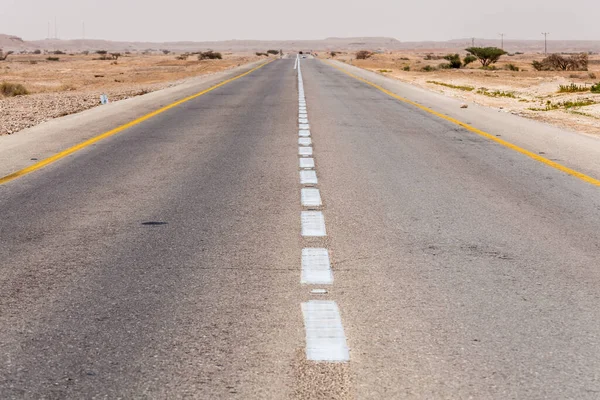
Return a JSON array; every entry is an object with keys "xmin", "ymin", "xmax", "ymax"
[
  {"xmin": 299, "ymin": 123, "xmax": 310, "ymax": 130},
  {"xmin": 299, "ymin": 130, "xmax": 311, "ymax": 137},
  {"xmin": 299, "ymin": 146, "xmax": 313, "ymax": 156},
  {"xmin": 299, "ymin": 157, "xmax": 315, "ymax": 169},
  {"xmin": 300, "ymin": 170, "xmax": 318, "ymax": 185},
  {"xmin": 299, "ymin": 118, "xmax": 309, "ymax": 124},
  {"xmin": 301, "ymin": 187, "xmax": 321, "ymax": 206},
  {"xmin": 301, "ymin": 211, "xmax": 326, "ymax": 236},
  {"xmin": 299, "ymin": 137, "xmax": 312, "ymax": 146},
  {"xmin": 302, "ymin": 301, "xmax": 349, "ymax": 362},
  {"xmin": 302, "ymin": 248, "xmax": 333, "ymax": 284}
]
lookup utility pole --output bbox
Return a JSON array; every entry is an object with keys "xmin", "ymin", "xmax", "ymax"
[
  {"xmin": 47, "ymin": 21, "xmax": 50, "ymax": 39},
  {"xmin": 499, "ymin": 33, "xmax": 505, "ymax": 50},
  {"xmin": 471, "ymin": 37, "xmax": 475, "ymax": 47},
  {"xmin": 542, "ymin": 32, "xmax": 549, "ymax": 54},
  {"xmin": 82, "ymin": 22, "xmax": 85, "ymax": 40}
]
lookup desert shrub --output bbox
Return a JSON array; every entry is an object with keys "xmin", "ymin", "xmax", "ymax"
[
  {"xmin": 424, "ymin": 53, "xmax": 444, "ymax": 60},
  {"xmin": 330, "ymin": 51, "xmax": 337, "ymax": 58},
  {"xmin": 589, "ymin": 72, "xmax": 597, "ymax": 79},
  {"xmin": 255, "ymin": 52, "xmax": 267, "ymax": 57},
  {"xmin": 0, "ymin": 82, "xmax": 29, "ymax": 97},
  {"xmin": 199, "ymin": 51, "xmax": 222, "ymax": 60},
  {"xmin": 421, "ymin": 65, "xmax": 437, "ymax": 72},
  {"xmin": 443, "ymin": 54, "xmax": 462, "ymax": 69},
  {"xmin": 591, "ymin": 83, "xmax": 600, "ymax": 93},
  {"xmin": 399, "ymin": 57, "xmax": 409, "ymax": 60},
  {"xmin": 33, "ymin": 49, "xmax": 42, "ymax": 54},
  {"xmin": 0, "ymin": 49, "xmax": 14, "ymax": 61},
  {"xmin": 96, "ymin": 50, "xmax": 107, "ymax": 55},
  {"xmin": 505, "ymin": 63, "xmax": 519, "ymax": 71},
  {"xmin": 378, "ymin": 69, "xmax": 392, "ymax": 73},
  {"xmin": 46, "ymin": 57, "xmax": 60, "ymax": 61},
  {"xmin": 515, "ymin": 52, "xmax": 524, "ymax": 55},
  {"xmin": 463, "ymin": 55, "xmax": 477, "ymax": 67},
  {"xmin": 53, "ymin": 50, "xmax": 65, "ymax": 55},
  {"xmin": 532, "ymin": 53, "xmax": 589, "ymax": 71},
  {"xmin": 176, "ymin": 53, "xmax": 189, "ymax": 60},
  {"xmin": 477, "ymin": 88, "xmax": 516, "ymax": 98},
  {"xmin": 162, "ymin": 50, "xmax": 170, "ymax": 55},
  {"xmin": 110, "ymin": 53, "xmax": 121, "ymax": 60},
  {"xmin": 403, "ymin": 65, "xmax": 410, "ymax": 71},
  {"xmin": 465, "ymin": 47, "xmax": 507, "ymax": 67},
  {"xmin": 81, "ymin": 50, "xmax": 90, "ymax": 55},
  {"xmin": 267, "ymin": 50, "xmax": 279, "ymax": 55},
  {"xmin": 356, "ymin": 50, "xmax": 373, "ymax": 60},
  {"xmin": 558, "ymin": 83, "xmax": 589, "ymax": 93}
]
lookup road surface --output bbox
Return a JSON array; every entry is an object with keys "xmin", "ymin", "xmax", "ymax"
[{"xmin": 2, "ymin": 58, "xmax": 600, "ymax": 399}]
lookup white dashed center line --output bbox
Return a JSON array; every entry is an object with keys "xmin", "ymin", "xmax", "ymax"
[
  {"xmin": 299, "ymin": 158, "xmax": 315, "ymax": 169},
  {"xmin": 301, "ymin": 187, "xmax": 322, "ymax": 206},
  {"xmin": 301, "ymin": 248, "xmax": 333, "ymax": 284},
  {"xmin": 299, "ymin": 130, "xmax": 310, "ymax": 137},
  {"xmin": 302, "ymin": 301, "xmax": 350, "ymax": 362},
  {"xmin": 301, "ymin": 211, "xmax": 326, "ymax": 236},
  {"xmin": 299, "ymin": 137, "xmax": 312, "ymax": 146},
  {"xmin": 299, "ymin": 146, "xmax": 313, "ymax": 157},
  {"xmin": 300, "ymin": 170, "xmax": 318, "ymax": 185}
]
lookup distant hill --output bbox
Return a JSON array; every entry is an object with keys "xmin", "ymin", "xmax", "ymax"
[{"xmin": 2, "ymin": 34, "xmax": 600, "ymax": 53}]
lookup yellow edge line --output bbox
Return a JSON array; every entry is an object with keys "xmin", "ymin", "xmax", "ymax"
[
  {"xmin": 0, "ymin": 60, "xmax": 273, "ymax": 186},
  {"xmin": 326, "ymin": 60, "xmax": 600, "ymax": 188}
]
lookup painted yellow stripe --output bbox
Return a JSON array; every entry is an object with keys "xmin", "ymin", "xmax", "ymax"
[
  {"xmin": 326, "ymin": 61, "xmax": 600, "ymax": 188},
  {"xmin": 0, "ymin": 60, "xmax": 272, "ymax": 186}
]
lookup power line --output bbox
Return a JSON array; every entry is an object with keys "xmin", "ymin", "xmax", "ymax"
[{"xmin": 542, "ymin": 32, "xmax": 550, "ymax": 54}]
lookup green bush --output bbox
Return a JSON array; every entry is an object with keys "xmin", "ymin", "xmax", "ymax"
[
  {"xmin": 443, "ymin": 54, "xmax": 462, "ymax": 69},
  {"xmin": 505, "ymin": 63, "xmax": 520, "ymax": 71},
  {"xmin": 421, "ymin": 65, "xmax": 436, "ymax": 72},
  {"xmin": 591, "ymin": 83, "xmax": 600, "ymax": 93},
  {"xmin": 0, "ymin": 82, "xmax": 29, "ymax": 97},
  {"xmin": 465, "ymin": 47, "xmax": 507, "ymax": 67},
  {"xmin": 463, "ymin": 55, "xmax": 477, "ymax": 66},
  {"xmin": 558, "ymin": 83, "xmax": 589, "ymax": 93},
  {"xmin": 403, "ymin": 65, "xmax": 410, "ymax": 71},
  {"xmin": 46, "ymin": 57, "xmax": 60, "ymax": 61}
]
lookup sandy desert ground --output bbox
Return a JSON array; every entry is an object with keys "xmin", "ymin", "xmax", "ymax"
[
  {"xmin": 0, "ymin": 52, "xmax": 261, "ymax": 135},
  {"xmin": 326, "ymin": 51, "xmax": 600, "ymax": 135}
]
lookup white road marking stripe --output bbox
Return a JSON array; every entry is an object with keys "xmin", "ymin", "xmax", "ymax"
[
  {"xmin": 299, "ymin": 118, "xmax": 309, "ymax": 124},
  {"xmin": 299, "ymin": 158, "xmax": 315, "ymax": 169},
  {"xmin": 299, "ymin": 112, "xmax": 308, "ymax": 118},
  {"xmin": 299, "ymin": 130, "xmax": 311, "ymax": 137},
  {"xmin": 300, "ymin": 170, "xmax": 318, "ymax": 185},
  {"xmin": 301, "ymin": 211, "xmax": 326, "ymax": 236},
  {"xmin": 299, "ymin": 123, "xmax": 310, "ymax": 130},
  {"xmin": 302, "ymin": 301, "xmax": 349, "ymax": 362},
  {"xmin": 301, "ymin": 187, "xmax": 321, "ymax": 206},
  {"xmin": 299, "ymin": 137, "xmax": 312, "ymax": 146},
  {"xmin": 302, "ymin": 248, "xmax": 333, "ymax": 284},
  {"xmin": 299, "ymin": 146, "xmax": 313, "ymax": 156}
]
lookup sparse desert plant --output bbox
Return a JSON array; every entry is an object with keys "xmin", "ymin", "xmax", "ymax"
[
  {"xmin": 505, "ymin": 63, "xmax": 519, "ymax": 71},
  {"xmin": 0, "ymin": 49, "xmax": 14, "ymax": 61},
  {"xmin": 330, "ymin": 51, "xmax": 337, "ymax": 58},
  {"xmin": 443, "ymin": 54, "xmax": 462, "ymax": 69},
  {"xmin": 465, "ymin": 47, "xmax": 507, "ymax": 67},
  {"xmin": 421, "ymin": 65, "xmax": 437, "ymax": 72},
  {"xmin": 162, "ymin": 50, "xmax": 170, "ymax": 55},
  {"xmin": 96, "ymin": 50, "xmax": 107, "ymax": 55},
  {"xmin": 589, "ymin": 72, "xmax": 597, "ymax": 79},
  {"xmin": 558, "ymin": 83, "xmax": 589, "ymax": 93},
  {"xmin": 33, "ymin": 49, "xmax": 42, "ymax": 55},
  {"xmin": 267, "ymin": 50, "xmax": 279, "ymax": 55},
  {"xmin": 199, "ymin": 51, "xmax": 223, "ymax": 60},
  {"xmin": 0, "ymin": 82, "xmax": 29, "ymax": 97},
  {"xmin": 176, "ymin": 53, "xmax": 190, "ymax": 60},
  {"xmin": 46, "ymin": 57, "xmax": 60, "ymax": 61},
  {"xmin": 53, "ymin": 50, "xmax": 65, "ymax": 55},
  {"xmin": 403, "ymin": 65, "xmax": 410, "ymax": 71},
  {"xmin": 356, "ymin": 50, "xmax": 373, "ymax": 60},
  {"xmin": 591, "ymin": 83, "xmax": 600, "ymax": 93},
  {"xmin": 110, "ymin": 53, "xmax": 121, "ymax": 60},
  {"xmin": 255, "ymin": 52, "xmax": 268, "ymax": 57},
  {"xmin": 427, "ymin": 81, "xmax": 474, "ymax": 91},
  {"xmin": 378, "ymin": 69, "xmax": 392, "ymax": 73},
  {"xmin": 532, "ymin": 53, "xmax": 589, "ymax": 71},
  {"xmin": 463, "ymin": 55, "xmax": 477, "ymax": 67}
]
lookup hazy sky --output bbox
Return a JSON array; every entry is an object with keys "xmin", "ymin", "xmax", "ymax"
[{"xmin": 1, "ymin": 0, "xmax": 598, "ymax": 42}]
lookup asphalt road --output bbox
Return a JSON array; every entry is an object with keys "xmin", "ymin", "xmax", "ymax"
[{"xmin": 2, "ymin": 58, "xmax": 600, "ymax": 399}]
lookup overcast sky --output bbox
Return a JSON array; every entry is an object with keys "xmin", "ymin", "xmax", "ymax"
[{"xmin": 1, "ymin": 0, "xmax": 598, "ymax": 42}]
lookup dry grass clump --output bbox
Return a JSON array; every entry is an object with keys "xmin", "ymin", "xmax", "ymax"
[{"xmin": 0, "ymin": 82, "xmax": 29, "ymax": 97}]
